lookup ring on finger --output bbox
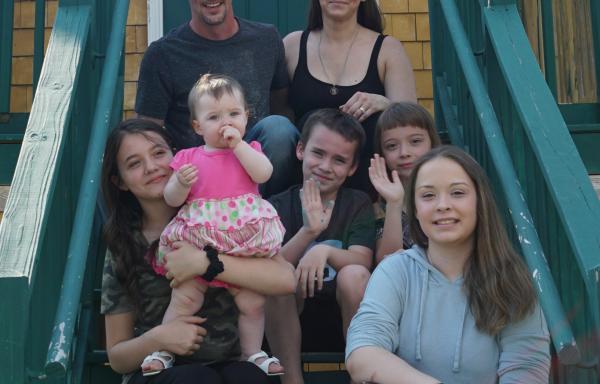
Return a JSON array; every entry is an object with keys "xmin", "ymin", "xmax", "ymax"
[{"xmin": 359, "ymin": 106, "xmax": 366, "ymax": 113}]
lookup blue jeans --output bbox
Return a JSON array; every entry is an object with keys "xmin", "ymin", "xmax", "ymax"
[{"xmin": 245, "ymin": 115, "xmax": 300, "ymax": 198}]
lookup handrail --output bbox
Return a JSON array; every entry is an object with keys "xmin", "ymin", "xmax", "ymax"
[
  {"xmin": 481, "ymin": 0, "xmax": 600, "ymax": 357},
  {"xmin": 45, "ymin": 0, "xmax": 130, "ymax": 376},
  {"xmin": 0, "ymin": 4, "xmax": 93, "ymax": 382},
  {"xmin": 435, "ymin": 0, "xmax": 580, "ymax": 363}
]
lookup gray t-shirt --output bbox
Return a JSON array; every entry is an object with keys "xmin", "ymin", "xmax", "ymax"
[{"xmin": 135, "ymin": 18, "xmax": 289, "ymax": 150}]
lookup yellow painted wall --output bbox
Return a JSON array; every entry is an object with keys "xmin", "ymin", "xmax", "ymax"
[{"xmin": 11, "ymin": 0, "xmax": 434, "ymax": 116}]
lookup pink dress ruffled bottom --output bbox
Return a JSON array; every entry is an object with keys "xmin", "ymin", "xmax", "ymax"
[{"xmin": 154, "ymin": 193, "xmax": 285, "ymax": 288}]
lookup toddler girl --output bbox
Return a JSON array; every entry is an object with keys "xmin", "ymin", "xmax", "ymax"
[{"xmin": 142, "ymin": 74, "xmax": 285, "ymax": 376}]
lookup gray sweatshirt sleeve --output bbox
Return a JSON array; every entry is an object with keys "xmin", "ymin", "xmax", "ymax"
[
  {"xmin": 345, "ymin": 256, "xmax": 406, "ymax": 361},
  {"xmin": 497, "ymin": 304, "xmax": 551, "ymax": 383}
]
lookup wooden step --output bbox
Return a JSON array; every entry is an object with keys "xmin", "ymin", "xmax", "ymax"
[
  {"xmin": 591, "ymin": 175, "xmax": 600, "ymax": 199},
  {"xmin": 0, "ymin": 186, "xmax": 9, "ymax": 222}
]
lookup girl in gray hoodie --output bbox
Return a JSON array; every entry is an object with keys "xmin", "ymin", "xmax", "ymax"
[{"xmin": 346, "ymin": 146, "xmax": 550, "ymax": 383}]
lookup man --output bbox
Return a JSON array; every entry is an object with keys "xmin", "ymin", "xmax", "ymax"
[
  {"xmin": 136, "ymin": 0, "xmax": 298, "ymax": 197},
  {"xmin": 266, "ymin": 109, "xmax": 376, "ymax": 383}
]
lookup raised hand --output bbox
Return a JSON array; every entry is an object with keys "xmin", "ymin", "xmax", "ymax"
[
  {"xmin": 221, "ymin": 126, "xmax": 242, "ymax": 148},
  {"xmin": 176, "ymin": 163, "xmax": 198, "ymax": 187},
  {"xmin": 369, "ymin": 154, "xmax": 404, "ymax": 204},
  {"xmin": 300, "ymin": 178, "xmax": 334, "ymax": 236}
]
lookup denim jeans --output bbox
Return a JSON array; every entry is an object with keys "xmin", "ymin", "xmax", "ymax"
[{"xmin": 245, "ymin": 115, "xmax": 300, "ymax": 198}]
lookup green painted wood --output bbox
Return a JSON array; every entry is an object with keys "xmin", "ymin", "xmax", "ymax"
[
  {"xmin": 0, "ymin": 0, "xmax": 14, "ymax": 113},
  {"xmin": 431, "ymin": 0, "xmax": 600, "ymax": 380},
  {"xmin": 571, "ymin": 132, "xmax": 600, "ymax": 174},
  {"xmin": 0, "ymin": 3, "xmax": 92, "ymax": 382},
  {"xmin": 432, "ymin": 0, "xmax": 580, "ymax": 364},
  {"xmin": 0, "ymin": 143, "xmax": 20, "ymax": 185},
  {"xmin": 33, "ymin": 0, "xmax": 46, "ymax": 90},
  {"xmin": 46, "ymin": 0, "xmax": 129, "ymax": 375},
  {"xmin": 163, "ymin": 0, "xmax": 309, "ymax": 36}
]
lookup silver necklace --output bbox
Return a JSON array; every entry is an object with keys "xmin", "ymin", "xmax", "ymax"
[{"xmin": 318, "ymin": 26, "xmax": 360, "ymax": 96}]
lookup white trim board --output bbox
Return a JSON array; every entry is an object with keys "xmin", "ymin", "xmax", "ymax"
[{"xmin": 147, "ymin": 0, "xmax": 163, "ymax": 45}]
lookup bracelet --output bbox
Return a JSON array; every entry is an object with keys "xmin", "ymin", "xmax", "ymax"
[{"xmin": 201, "ymin": 245, "xmax": 224, "ymax": 282}]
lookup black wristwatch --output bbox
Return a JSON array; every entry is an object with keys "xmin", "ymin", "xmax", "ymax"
[{"xmin": 201, "ymin": 245, "xmax": 224, "ymax": 282}]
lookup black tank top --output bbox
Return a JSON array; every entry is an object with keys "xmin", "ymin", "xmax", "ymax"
[{"xmin": 289, "ymin": 30, "xmax": 387, "ymax": 125}]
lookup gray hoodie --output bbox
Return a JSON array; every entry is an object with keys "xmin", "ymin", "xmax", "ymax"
[{"xmin": 346, "ymin": 246, "xmax": 550, "ymax": 383}]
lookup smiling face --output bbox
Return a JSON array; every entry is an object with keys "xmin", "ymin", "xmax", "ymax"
[
  {"xmin": 188, "ymin": 0, "xmax": 232, "ymax": 26},
  {"xmin": 414, "ymin": 157, "xmax": 477, "ymax": 250},
  {"xmin": 381, "ymin": 125, "xmax": 432, "ymax": 183},
  {"xmin": 115, "ymin": 132, "xmax": 173, "ymax": 203},
  {"xmin": 191, "ymin": 90, "xmax": 248, "ymax": 150},
  {"xmin": 297, "ymin": 123, "xmax": 358, "ymax": 201}
]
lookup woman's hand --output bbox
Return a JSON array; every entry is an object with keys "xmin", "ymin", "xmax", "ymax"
[
  {"xmin": 340, "ymin": 91, "xmax": 391, "ymax": 122},
  {"xmin": 296, "ymin": 244, "xmax": 330, "ymax": 298},
  {"xmin": 369, "ymin": 154, "xmax": 404, "ymax": 204},
  {"xmin": 164, "ymin": 241, "xmax": 209, "ymax": 287},
  {"xmin": 300, "ymin": 178, "xmax": 334, "ymax": 236},
  {"xmin": 152, "ymin": 316, "xmax": 207, "ymax": 356}
]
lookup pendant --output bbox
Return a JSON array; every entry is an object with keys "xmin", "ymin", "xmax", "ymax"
[{"xmin": 330, "ymin": 86, "xmax": 338, "ymax": 96}]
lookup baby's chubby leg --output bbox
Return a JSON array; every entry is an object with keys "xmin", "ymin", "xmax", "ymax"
[
  {"xmin": 230, "ymin": 287, "xmax": 285, "ymax": 375},
  {"xmin": 142, "ymin": 279, "xmax": 207, "ymax": 375},
  {"xmin": 163, "ymin": 279, "xmax": 207, "ymax": 324}
]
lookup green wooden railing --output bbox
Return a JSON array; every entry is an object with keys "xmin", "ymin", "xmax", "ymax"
[
  {"xmin": 0, "ymin": 0, "xmax": 126, "ymax": 382},
  {"xmin": 0, "ymin": 0, "xmax": 48, "ymax": 185},
  {"xmin": 539, "ymin": 0, "xmax": 600, "ymax": 174},
  {"xmin": 430, "ymin": 0, "xmax": 600, "ymax": 382}
]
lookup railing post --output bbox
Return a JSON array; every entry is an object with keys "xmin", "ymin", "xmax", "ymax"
[
  {"xmin": 0, "ymin": 0, "xmax": 14, "ymax": 113},
  {"xmin": 45, "ymin": 0, "xmax": 130, "ymax": 376}
]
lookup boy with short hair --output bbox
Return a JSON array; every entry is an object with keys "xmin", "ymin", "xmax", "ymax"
[{"xmin": 266, "ymin": 108, "xmax": 375, "ymax": 384}]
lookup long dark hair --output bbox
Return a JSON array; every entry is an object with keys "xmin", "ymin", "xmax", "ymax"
[
  {"xmin": 101, "ymin": 118, "xmax": 173, "ymax": 314},
  {"xmin": 307, "ymin": 0, "xmax": 383, "ymax": 33},
  {"xmin": 406, "ymin": 146, "xmax": 536, "ymax": 335}
]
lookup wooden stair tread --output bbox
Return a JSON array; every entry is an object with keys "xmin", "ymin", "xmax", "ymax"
[{"xmin": 591, "ymin": 175, "xmax": 600, "ymax": 199}]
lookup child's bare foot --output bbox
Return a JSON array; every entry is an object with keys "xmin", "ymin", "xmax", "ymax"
[
  {"xmin": 141, "ymin": 351, "xmax": 174, "ymax": 376},
  {"xmin": 247, "ymin": 351, "xmax": 285, "ymax": 376}
]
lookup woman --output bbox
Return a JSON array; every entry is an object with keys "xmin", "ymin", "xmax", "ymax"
[
  {"xmin": 285, "ymin": 0, "xmax": 417, "ymax": 197},
  {"xmin": 100, "ymin": 118, "xmax": 296, "ymax": 383},
  {"xmin": 346, "ymin": 146, "xmax": 550, "ymax": 383}
]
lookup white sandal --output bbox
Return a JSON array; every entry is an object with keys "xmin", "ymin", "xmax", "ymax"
[
  {"xmin": 141, "ymin": 351, "xmax": 174, "ymax": 376},
  {"xmin": 247, "ymin": 350, "xmax": 285, "ymax": 376}
]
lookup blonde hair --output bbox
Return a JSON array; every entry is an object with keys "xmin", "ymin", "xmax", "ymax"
[{"xmin": 187, "ymin": 73, "xmax": 247, "ymax": 120}]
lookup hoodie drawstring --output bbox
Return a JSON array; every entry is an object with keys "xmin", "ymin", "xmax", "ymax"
[
  {"xmin": 452, "ymin": 301, "xmax": 468, "ymax": 372},
  {"xmin": 415, "ymin": 268, "xmax": 429, "ymax": 361}
]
